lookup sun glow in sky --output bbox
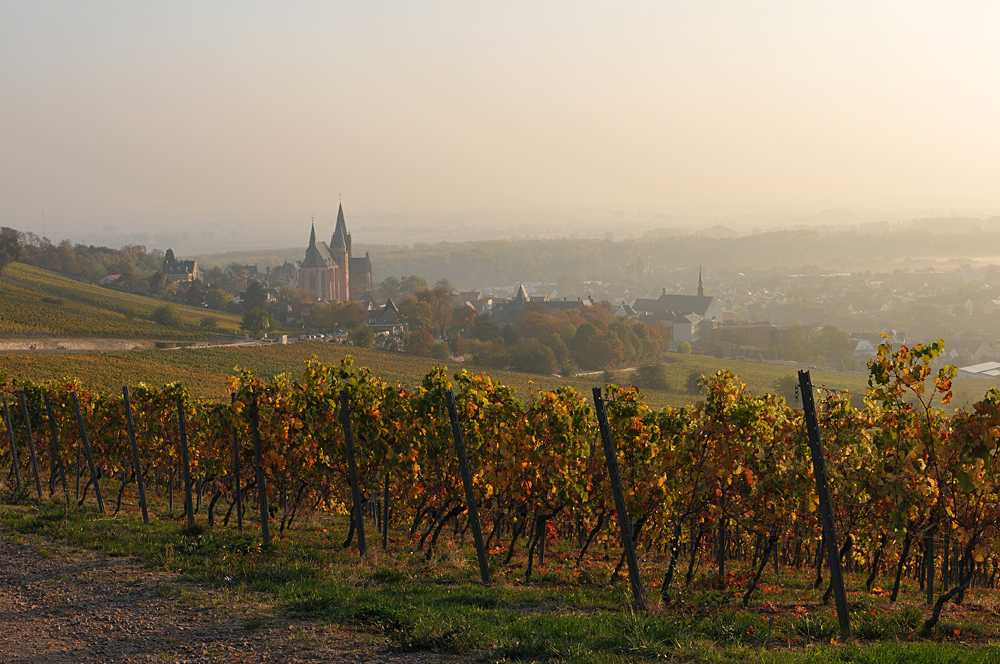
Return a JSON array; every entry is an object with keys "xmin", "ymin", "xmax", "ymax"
[{"xmin": 3, "ymin": 2, "xmax": 1000, "ymax": 249}]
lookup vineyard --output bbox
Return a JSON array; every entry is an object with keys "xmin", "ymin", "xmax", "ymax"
[
  {"xmin": 0, "ymin": 338, "xmax": 880, "ymax": 407},
  {"xmin": 1, "ymin": 339, "xmax": 1000, "ymax": 661},
  {"xmin": 0, "ymin": 262, "xmax": 242, "ymax": 338}
]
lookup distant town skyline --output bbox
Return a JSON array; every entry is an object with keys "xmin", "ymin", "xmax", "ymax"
[{"xmin": 4, "ymin": 2, "xmax": 1000, "ymax": 251}]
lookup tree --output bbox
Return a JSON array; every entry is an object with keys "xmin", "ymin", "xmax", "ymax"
[
  {"xmin": 349, "ymin": 325, "xmax": 375, "ymax": 348},
  {"xmin": 0, "ymin": 227, "xmax": 22, "ymax": 272},
  {"xmin": 472, "ymin": 316, "xmax": 503, "ymax": 343},
  {"xmin": 449, "ymin": 304, "xmax": 478, "ymax": 333},
  {"xmin": 508, "ymin": 339, "xmax": 558, "ymax": 375},
  {"xmin": 151, "ymin": 304, "xmax": 184, "ymax": 328},
  {"xmin": 205, "ymin": 288, "xmax": 235, "ymax": 312},
  {"xmin": 184, "ymin": 279, "xmax": 207, "ymax": 307},
  {"xmin": 430, "ymin": 341, "xmax": 451, "ymax": 361},
  {"xmin": 240, "ymin": 280, "xmax": 268, "ymax": 312},
  {"xmin": 147, "ymin": 271, "xmax": 167, "ymax": 296},
  {"xmin": 407, "ymin": 329, "xmax": 435, "ymax": 356},
  {"xmin": 242, "ymin": 307, "xmax": 274, "ymax": 335},
  {"xmin": 311, "ymin": 300, "xmax": 367, "ymax": 331},
  {"xmin": 277, "ymin": 286, "xmax": 314, "ymax": 309},
  {"xmin": 163, "ymin": 248, "xmax": 176, "ymax": 266},
  {"xmin": 398, "ymin": 297, "xmax": 433, "ymax": 332}
]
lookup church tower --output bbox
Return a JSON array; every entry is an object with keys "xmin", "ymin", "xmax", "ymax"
[
  {"xmin": 698, "ymin": 265, "xmax": 704, "ymax": 297},
  {"xmin": 330, "ymin": 203, "xmax": 350, "ymax": 301}
]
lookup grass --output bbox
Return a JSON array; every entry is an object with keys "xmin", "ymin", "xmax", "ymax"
[
  {"xmin": 1, "ymin": 495, "xmax": 998, "ymax": 664},
  {"xmin": 0, "ymin": 262, "xmax": 242, "ymax": 338}
]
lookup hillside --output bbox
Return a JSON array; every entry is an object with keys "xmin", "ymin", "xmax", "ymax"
[
  {"xmin": 0, "ymin": 263, "xmax": 242, "ymax": 339},
  {"xmin": 5, "ymin": 340, "xmax": 989, "ymax": 411}
]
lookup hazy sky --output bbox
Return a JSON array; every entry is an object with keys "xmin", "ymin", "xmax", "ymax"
[{"xmin": 3, "ymin": 2, "xmax": 1000, "ymax": 250}]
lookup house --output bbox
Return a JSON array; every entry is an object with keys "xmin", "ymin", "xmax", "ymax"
[
  {"xmin": 164, "ymin": 260, "xmax": 199, "ymax": 283},
  {"xmin": 957, "ymin": 361, "xmax": 1000, "ymax": 379},
  {"xmin": 489, "ymin": 283, "xmax": 591, "ymax": 326},
  {"xmin": 368, "ymin": 298, "xmax": 407, "ymax": 335},
  {"xmin": 267, "ymin": 261, "xmax": 300, "ymax": 287},
  {"xmin": 853, "ymin": 339, "xmax": 877, "ymax": 358},
  {"xmin": 99, "ymin": 274, "xmax": 122, "ymax": 286}
]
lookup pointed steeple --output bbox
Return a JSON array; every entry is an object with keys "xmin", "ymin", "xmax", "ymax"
[
  {"xmin": 308, "ymin": 222, "xmax": 317, "ymax": 248},
  {"xmin": 697, "ymin": 265, "xmax": 704, "ymax": 297},
  {"xmin": 331, "ymin": 202, "xmax": 350, "ymax": 252}
]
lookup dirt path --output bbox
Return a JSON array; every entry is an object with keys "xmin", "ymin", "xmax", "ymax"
[{"xmin": 0, "ymin": 528, "xmax": 441, "ymax": 663}]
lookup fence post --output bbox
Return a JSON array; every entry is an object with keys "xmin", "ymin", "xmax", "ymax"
[
  {"xmin": 174, "ymin": 391, "xmax": 194, "ymax": 528},
  {"xmin": 231, "ymin": 394, "xmax": 243, "ymax": 533},
  {"xmin": 3, "ymin": 399, "xmax": 22, "ymax": 492},
  {"xmin": 248, "ymin": 392, "xmax": 270, "ymax": 545},
  {"xmin": 339, "ymin": 391, "xmax": 366, "ymax": 556},
  {"xmin": 70, "ymin": 391, "xmax": 105, "ymax": 514},
  {"xmin": 382, "ymin": 473, "xmax": 389, "ymax": 551},
  {"xmin": 122, "ymin": 387, "xmax": 150, "ymax": 525},
  {"xmin": 19, "ymin": 394, "xmax": 43, "ymax": 499},
  {"xmin": 42, "ymin": 394, "xmax": 70, "ymax": 506},
  {"xmin": 445, "ymin": 389, "xmax": 491, "ymax": 585},
  {"xmin": 798, "ymin": 370, "xmax": 851, "ymax": 641},
  {"xmin": 592, "ymin": 387, "xmax": 646, "ymax": 610}
]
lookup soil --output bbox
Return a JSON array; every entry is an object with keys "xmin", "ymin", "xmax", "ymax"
[{"xmin": 0, "ymin": 528, "xmax": 449, "ymax": 663}]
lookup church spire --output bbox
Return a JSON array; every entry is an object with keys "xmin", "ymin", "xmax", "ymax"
[
  {"xmin": 332, "ymin": 202, "xmax": 350, "ymax": 252},
  {"xmin": 698, "ymin": 265, "xmax": 704, "ymax": 297},
  {"xmin": 308, "ymin": 220, "xmax": 316, "ymax": 248}
]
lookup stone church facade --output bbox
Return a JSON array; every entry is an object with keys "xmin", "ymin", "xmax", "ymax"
[{"xmin": 298, "ymin": 204, "xmax": 372, "ymax": 302}]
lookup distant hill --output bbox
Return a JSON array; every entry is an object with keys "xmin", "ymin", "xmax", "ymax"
[
  {"xmin": 0, "ymin": 263, "xmax": 242, "ymax": 339},
  {"xmin": 196, "ymin": 220, "xmax": 1000, "ymax": 292}
]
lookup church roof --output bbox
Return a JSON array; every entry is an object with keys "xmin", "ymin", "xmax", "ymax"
[
  {"xmin": 302, "ymin": 224, "xmax": 334, "ymax": 268},
  {"xmin": 632, "ymin": 293, "xmax": 715, "ymax": 317}
]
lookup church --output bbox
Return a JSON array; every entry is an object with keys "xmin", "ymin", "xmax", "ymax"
[{"xmin": 298, "ymin": 204, "xmax": 372, "ymax": 302}]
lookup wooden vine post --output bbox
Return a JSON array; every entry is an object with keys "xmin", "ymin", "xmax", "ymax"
[
  {"xmin": 3, "ymin": 399, "xmax": 22, "ymax": 492},
  {"xmin": 445, "ymin": 389, "xmax": 491, "ymax": 585},
  {"xmin": 19, "ymin": 393, "xmax": 43, "ymax": 499},
  {"xmin": 70, "ymin": 391, "xmax": 105, "ymax": 514},
  {"xmin": 798, "ymin": 370, "xmax": 851, "ymax": 641},
  {"xmin": 42, "ymin": 394, "xmax": 70, "ymax": 506},
  {"xmin": 122, "ymin": 386, "xmax": 150, "ymax": 525},
  {"xmin": 174, "ymin": 390, "xmax": 195, "ymax": 527},
  {"xmin": 231, "ymin": 394, "xmax": 243, "ymax": 533},
  {"xmin": 248, "ymin": 391, "xmax": 270, "ymax": 545},
  {"xmin": 381, "ymin": 474, "xmax": 389, "ymax": 551},
  {"xmin": 339, "ymin": 391, "xmax": 366, "ymax": 556},
  {"xmin": 592, "ymin": 387, "xmax": 646, "ymax": 610}
]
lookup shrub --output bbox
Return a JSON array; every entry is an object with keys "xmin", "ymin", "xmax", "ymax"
[
  {"xmin": 151, "ymin": 304, "xmax": 185, "ymax": 329},
  {"xmin": 632, "ymin": 363, "xmax": 671, "ymax": 390}
]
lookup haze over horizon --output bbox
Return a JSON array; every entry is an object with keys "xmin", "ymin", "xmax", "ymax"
[{"xmin": 4, "ymin": 2, "xmax": 1000, "ymax": 253}]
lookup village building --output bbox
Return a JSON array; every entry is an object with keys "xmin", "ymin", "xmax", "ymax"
[
  {"xmin": 164, "ymin": 260, "xmax": 199, "ymax": 283},
  {"xmin": 489, "ymin": 283, "xmax": 592, "ymax": 326},
  {"xmin": 628, "ymin": 268, "xmax": 722, "ymax": 346}
]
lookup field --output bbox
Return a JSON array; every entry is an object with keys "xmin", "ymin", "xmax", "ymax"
[{"xmin": 0, "ymin": 262, "xmax": 242, "ymax": 339}]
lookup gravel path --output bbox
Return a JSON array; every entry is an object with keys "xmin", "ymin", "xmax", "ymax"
[{"xmin": 0, "ymin": 529, "xmax": 445, "ymax": 663}]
